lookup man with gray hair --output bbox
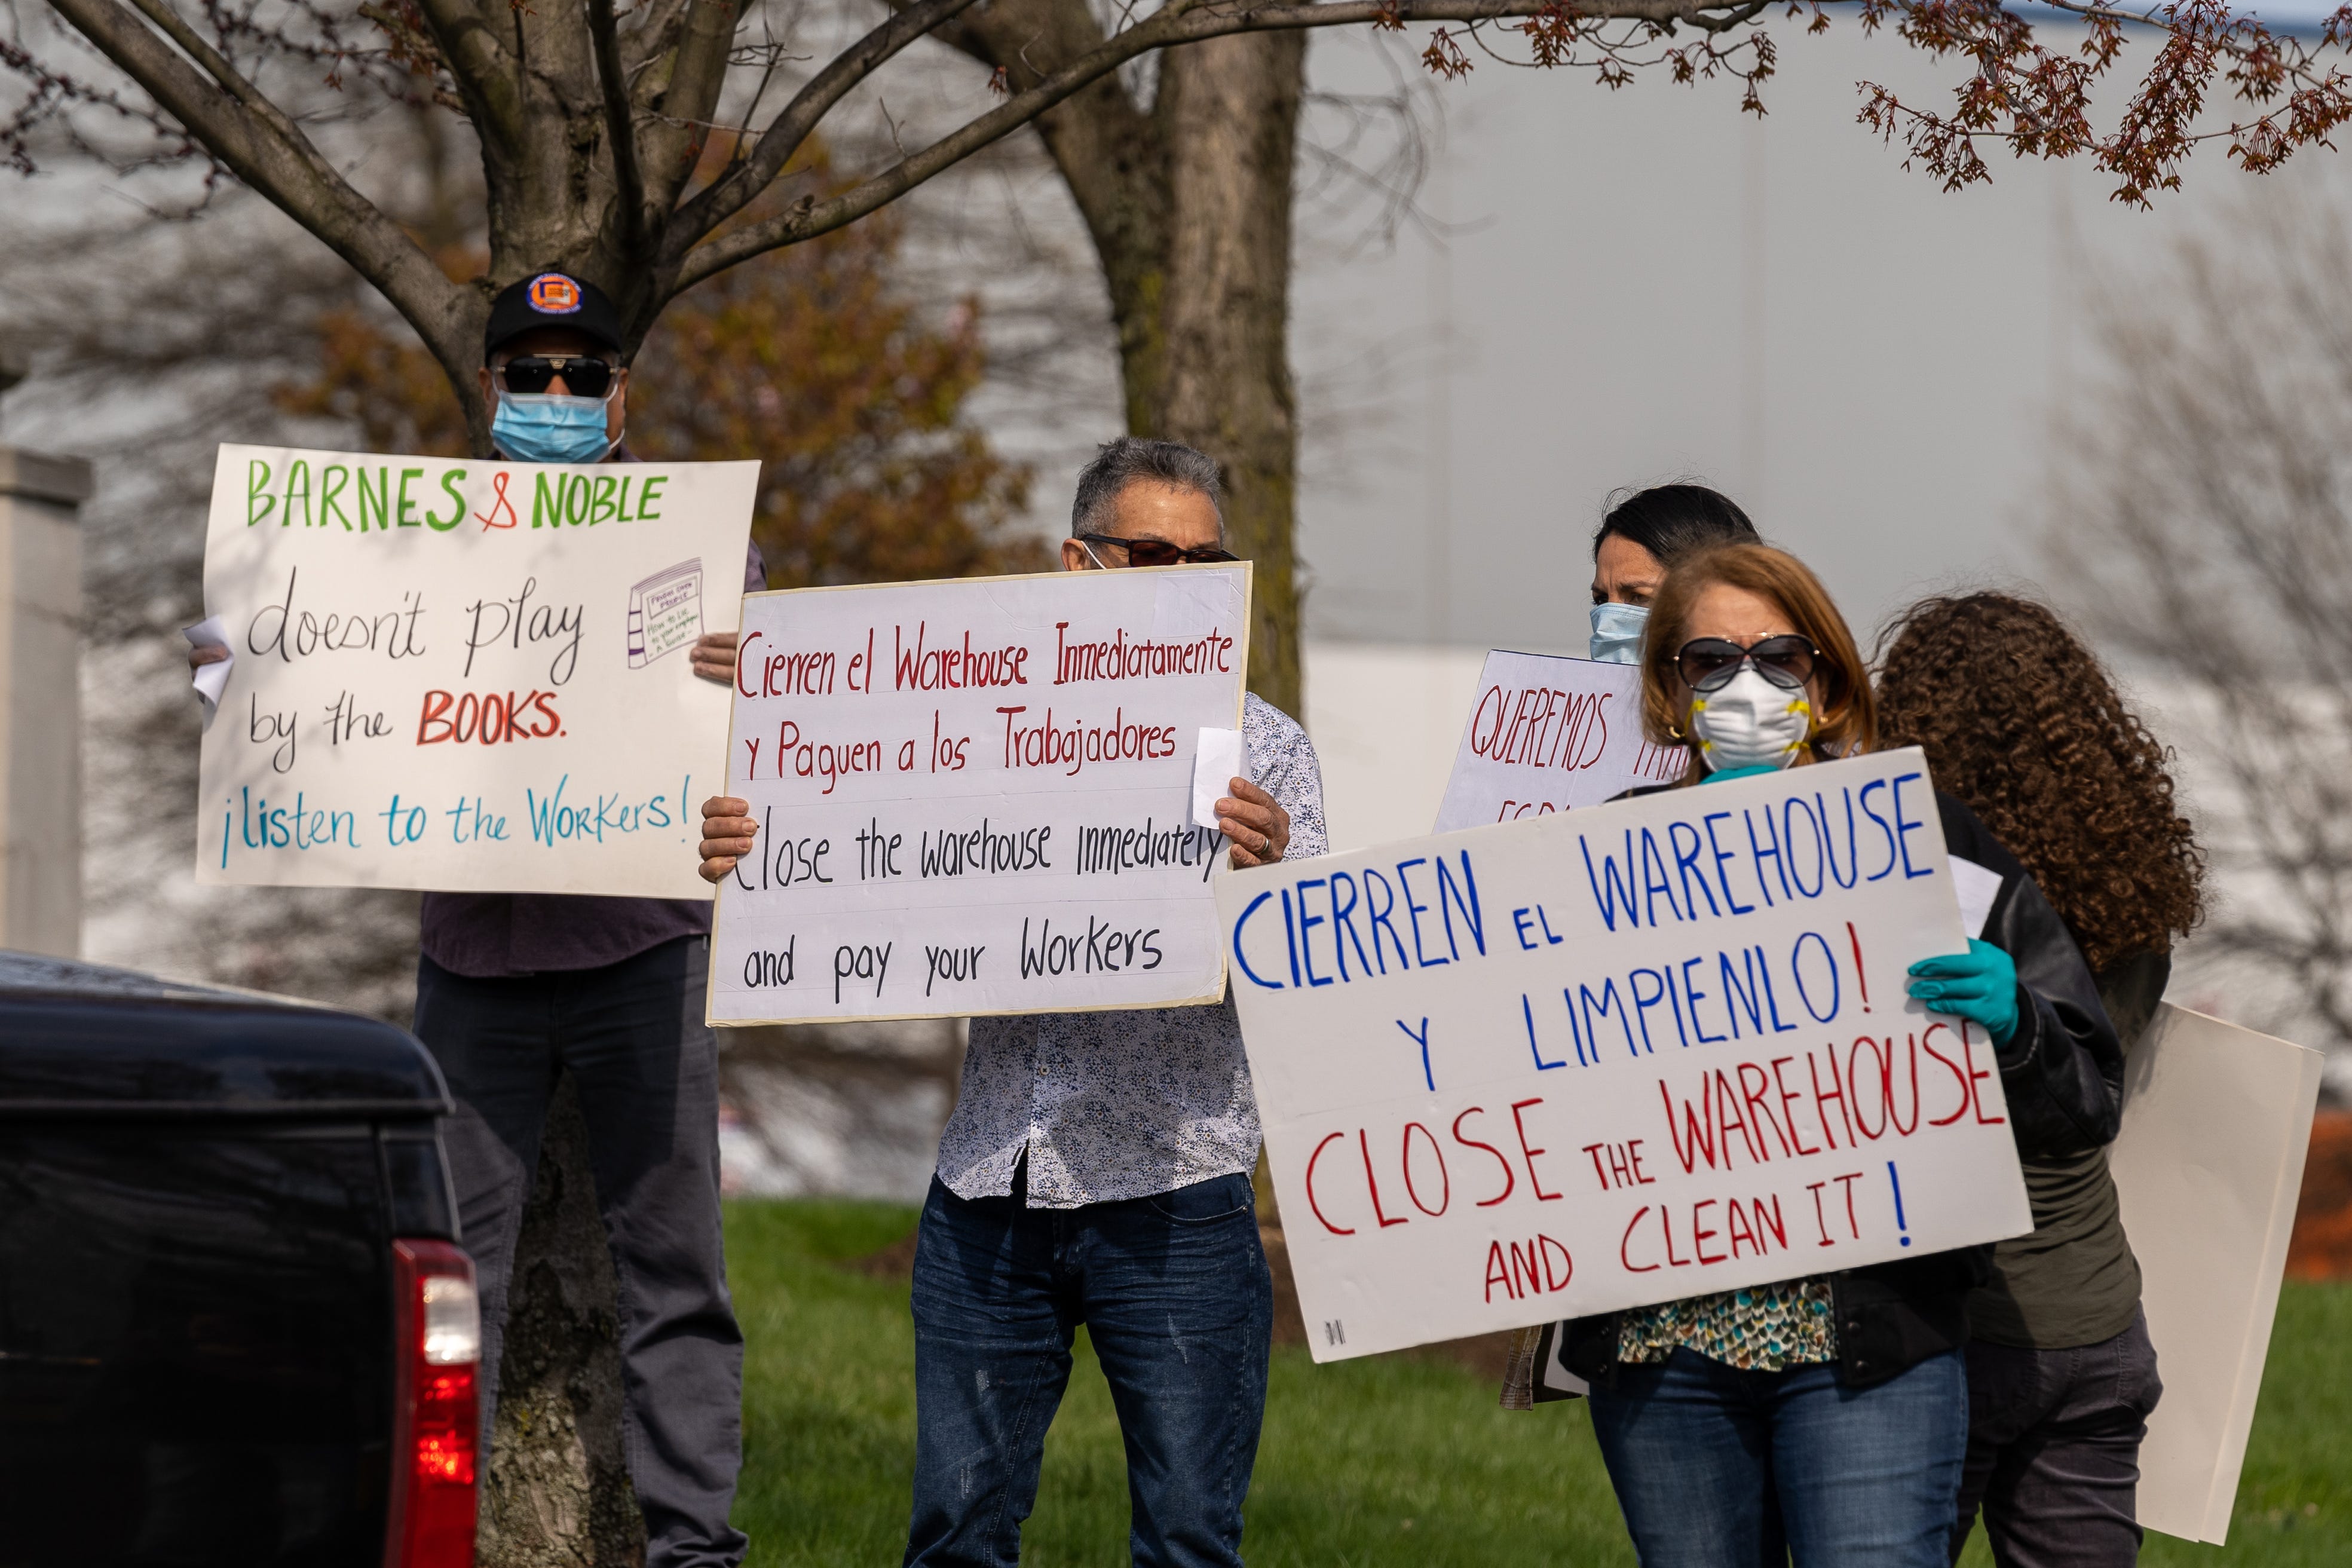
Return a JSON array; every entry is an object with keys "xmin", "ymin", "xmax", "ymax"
[{"xmin": 697, "ymin": 435, "xmax": 1325, "ymax": 1567}]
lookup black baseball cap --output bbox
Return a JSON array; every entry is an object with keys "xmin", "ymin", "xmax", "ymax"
[{"xmin": 483, "ymin": 271, "xmax": 625, "ymax": 360}]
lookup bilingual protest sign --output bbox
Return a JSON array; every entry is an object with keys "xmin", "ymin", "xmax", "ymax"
[
  {"xmin": 197, "ymin": 443, "xmax": 758, "ymax": 898},
  {"xmin": 1431, "ymin": 650, "xmax": 1683, "ymax": 832},
  {"xmin": 707, "ymin": 564, "xmax": 1250, "ymax": 1025},
  {"xmin": 1220, "ymin": 748, "xmax": 2035, "ymax": 1361}
]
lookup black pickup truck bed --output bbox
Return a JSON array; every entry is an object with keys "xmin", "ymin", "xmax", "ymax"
[{"xmin": 0, "ymin": 952, "xmax": 475, "ymax": 1567}]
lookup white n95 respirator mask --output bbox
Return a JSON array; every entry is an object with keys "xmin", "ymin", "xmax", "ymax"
[{"xmin": 1689, "ymin": 666, "xmax": 1812, "ymax": 773}]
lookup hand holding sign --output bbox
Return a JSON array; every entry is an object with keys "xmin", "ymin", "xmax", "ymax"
[
  {"xmin": 706, "ymin": 564, "xmax": 1252, "ymax": 1025},
  {"xmin": 1215, "ymin": 777, "xmax": 1289, "ymax": 867},
  {"xmin": 1220, "ymin": 749, "xmax": 2033, "ymax": 1361},
  {"xmin": 1906, "ymin": 940, "xmax": 2020, "ymax": 1043}
]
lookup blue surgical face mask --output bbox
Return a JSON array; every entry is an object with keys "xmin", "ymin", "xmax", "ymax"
[
  {"xmin": 492, "ymin": 391, "xmax": 618, "ymax": 465},
  {"xmin": 1589, "ymin": 601, "xmax": 1649, "ymax": 664}
]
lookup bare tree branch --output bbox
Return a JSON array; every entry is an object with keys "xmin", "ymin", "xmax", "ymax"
[
  {"xmin": 2048, "ymin": 181, "xmax": 2352, "ymax": 1051},
  {"xmin": 673, "ymin": 0, "xmax": 1757, "ymax": 289},
  {"xmin": 645, "ymin": 0, "xmax": 749, "ymax": 200},
  {"xmin": 41, "ymin": 0, "xmax": 470, "ymax": 370},
  {"xmin": 663, "ymin": 0, "xmax": 985, "ymax": 260},
  {"xmin": 408, "ymin": 0, "xmax": 523, "ymax": 154},
  {"xmin": 588, "ymin": 0, "xmax": 649, "ymax": 259},
  {"xmin": 121, "ymin": 0, "xmax": 292, "ymax": 128}
]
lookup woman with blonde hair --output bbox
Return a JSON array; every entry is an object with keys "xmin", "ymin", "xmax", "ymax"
[
  {"xmin": 1558, "ymin": 544, "xmax": 2123, "ymax": 1568},
  {"xmin": 1878, "ymin": 592, "xmax": 2203, "ymax": 1567}
]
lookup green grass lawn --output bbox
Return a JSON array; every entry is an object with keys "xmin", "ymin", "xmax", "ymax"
[{"xmin": 725, "ymin": 1198, "xmax": 2351, "ymax": 1566}]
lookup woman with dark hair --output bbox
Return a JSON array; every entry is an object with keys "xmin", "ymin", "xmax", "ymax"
[
  {"xmin": 1587, "ymin": 482, "xmax": 1760, "ymax": 662},
  {"xmin": 1555, "ymin": 544, "xmax": 2122, "ymax": 1568},
  {"xmin": 1876, "ymin": 592, "xmax": 2204, "ymax": 1568}
]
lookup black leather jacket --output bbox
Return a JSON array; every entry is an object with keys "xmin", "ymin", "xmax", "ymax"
[{"xmin": 1558, "ymin": 789, "xmax": 2123, "ymax": 1391}]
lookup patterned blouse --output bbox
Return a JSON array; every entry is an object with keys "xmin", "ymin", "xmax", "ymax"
[
  {"xmin": 1618, "ymin": 1278, "xmax": 1839, "ymax": 1371},
  {"xmin": 934, "ymin": 693, "xmax": 1329, "ymax": 1209}
]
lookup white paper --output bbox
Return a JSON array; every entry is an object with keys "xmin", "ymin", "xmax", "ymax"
[
  {"xmin": 183, "ymin": 615, "xmax": 233, "ymax": 721},
  {"xmin": 1221, "ymin": 749, "xmax": 2034, "ymax": 1361},
  {"xmin": 1192, "ymin": 728, "xmax": 1245, "ymax": 830},
  {"xmin": 1431, "ymin": 650, "xmax": 1682, "ymax": 833},
  {"xmin": 708, "ymin": 564, "xmax": 1251, "ymax": 1025},
  {"xmin": 193, "ymin": 443, "xmax": 758, "ymax": 897},
  {"xmin": 1949, "ymin": 855, "xmax": 2004, "ymax": 941},
  {"xmin": 1535, "ymin": 1327, "xmax": 1591, "ymax": 1398},
  {"xmin": 2114, "ymin": 1004, "xmax": 2322, "ymax": 1544}
]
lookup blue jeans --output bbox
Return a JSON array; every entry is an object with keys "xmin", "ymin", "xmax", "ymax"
[
  {"xmin": 1587, "ymin": 1346, "xmax": 1968, "ymax": 1568},
  {"xmin": 905, "ymin": 1168, "xmax": 1272, "ymax": 1568}
]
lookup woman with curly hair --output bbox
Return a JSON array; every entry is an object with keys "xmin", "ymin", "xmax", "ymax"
[{"xmin": 1876, "ymin": 592, "xmax": 2206, "ymax": 1568}]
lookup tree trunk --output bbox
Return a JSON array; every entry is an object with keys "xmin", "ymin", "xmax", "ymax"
[
  {"xmin": 465, "ymin": 22, "xmax": 1297, "ymax": 1554},
  {"xmin": 1149, "ymin": 35, "xmax": 1306, "ymax": 719},
  {"xmin": 479, "ymin": 1073, "xmax": 646, "ymax": 1566},
  {"xmin": 941, "ymin": 6, "xmax": 1308, "ymax": 718}
]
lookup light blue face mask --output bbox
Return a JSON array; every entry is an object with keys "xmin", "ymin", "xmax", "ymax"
[
  {"xmin": 492, "ymin": 391, "xmax": 618, "ymax": 465},
  {"xmin": 1589, "ymin": 601, "xmax": 1649, "ymax": 664}
]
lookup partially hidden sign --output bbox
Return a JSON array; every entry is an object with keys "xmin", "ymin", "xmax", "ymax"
[
  {"xmin": 1432, "ymin": 650, "xmax": 1683, "ymax": 832},
  {"xmin": 708, "ymin": 564, "xmax": 1251, "ymax": 1025},
  {"xmin": 1219, "ymin": 749, "xmax": 2034, "ymax": 1361},
  {"xmin": 196, "ymin": 443, "xmax": 758, "ymax": 898}
]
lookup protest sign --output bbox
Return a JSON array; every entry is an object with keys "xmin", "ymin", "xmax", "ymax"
[
  {"xmin": 195, "ymin": 443, "xmax": 758, "ymax": 898},
  {"xmin": 1432, "ymin": 650, "xmax": 1683, "ymax": 832},
  {"xmin": 1219, "ymin": 748, "xmax": 2034, "ymax": 1361},
  {"xmin": 2114, "ymin": 1004, "xmax": 2322, "ymax": 1544},
  {"xmin": 708, "ymin": 564, "xmax": 1251, "ymax": 1025}
]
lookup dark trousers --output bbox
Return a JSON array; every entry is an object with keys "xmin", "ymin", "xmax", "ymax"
[
  {"xmin": 1950, "ymin": 1312, "xmax": 2162, "ymax": 1568},
  {"xmin": 414, "ymin": 935, "xmax": 746, "ymax": 1568},
  {"xmin": 905, "ymin": 1168, "xmax": 1272, "ymax": 1568}
]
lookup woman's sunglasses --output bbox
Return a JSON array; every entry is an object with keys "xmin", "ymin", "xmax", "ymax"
[
  {"xmin": 498, "ymin": 354, "xmax": 617, "ymax": 398},
  {"xmin": 1674, "ymin": 635, "xmax": 1819, "ymax": 693},
  {"xmin": 1077, "ymin": 532, "xmax": 1241, "ymax": 568}
]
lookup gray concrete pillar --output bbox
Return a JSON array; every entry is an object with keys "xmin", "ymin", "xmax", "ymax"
[{"xmin": 0, "ymin": 442, "xmax": 90, "ymax": 957}]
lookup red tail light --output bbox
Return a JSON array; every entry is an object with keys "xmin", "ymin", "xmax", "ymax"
[{"xmin": 387, "ymin": 1239, "xmax": 480, "ymax": 1568}]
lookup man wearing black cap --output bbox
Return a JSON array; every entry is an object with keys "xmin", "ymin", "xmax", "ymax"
[
  {"xmin": 189, "ymin": 270, "xmax": 757, "ymax": 1565},
  {"xmin": 475, "ymin": 270, "xmax": 636, "ymax": 466}
]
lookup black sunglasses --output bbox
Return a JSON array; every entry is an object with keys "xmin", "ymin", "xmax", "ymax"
[
  {"xmin": 498, "ymin": 354, "xmax": 617, "ymax": 398},
  {"xmin": 1077, "ymin": 532, "xmax": 1241, "ymax": 568},
  {"xmin": 1674, "ymin": 635, "xmax": 1819, "ymax": 693}
]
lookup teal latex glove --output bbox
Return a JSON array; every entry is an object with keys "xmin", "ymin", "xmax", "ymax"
[
  {"xmin": 1906, "ymin": 939, "xmax": 2020, "ymax": 1046},
  {"xmin": 1699, "ymin": 763, "xmax": 1783, "ymax": 785}
]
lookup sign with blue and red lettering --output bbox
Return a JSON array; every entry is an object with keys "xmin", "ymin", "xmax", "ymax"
[{"xmin": 1220, "ymin": 748, "xmax": 2034, "ymax": 1361}]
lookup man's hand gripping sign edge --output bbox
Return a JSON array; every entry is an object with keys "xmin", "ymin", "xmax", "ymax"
[{"xmin": 1218, "ymin": 747, "xmax": 2035, "ymax": 1362}]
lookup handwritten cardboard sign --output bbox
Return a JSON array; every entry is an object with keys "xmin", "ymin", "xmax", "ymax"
[
  {"xmin": 707, "ymin": 564, "xmax": 1251, "ymax": 1025},
  {"xmin": 1431, "ymin": 650, "xmax": 1683, "ymax": 832},
  {"xmin": 194, "ymin": 443, "xmax": 758, "ymax": 898},
  {"xmin": 1219, "ymin": 749, "xmax": 2034, "ymax": 1361}
]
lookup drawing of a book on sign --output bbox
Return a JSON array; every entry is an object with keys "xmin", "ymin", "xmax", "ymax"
[{"xmin": 627, "ymin": 558, "xmax": 705, "ymax": 668}]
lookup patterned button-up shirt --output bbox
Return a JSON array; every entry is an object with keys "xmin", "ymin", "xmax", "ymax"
[{"xmin": 936, "ymin": 693, "xmax": 1328, "ymax": 1208}]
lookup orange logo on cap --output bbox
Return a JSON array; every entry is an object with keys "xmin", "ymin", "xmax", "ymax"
[{"xmin": 528, "ymin": 274, "xmax": 582, "ymax": 314}]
